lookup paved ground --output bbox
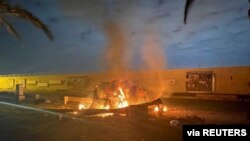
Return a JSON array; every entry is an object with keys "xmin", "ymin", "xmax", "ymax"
[
  {"xmin": 0, "ymin": 93, "xmax": 249, "ymax": 141},
  {"xmin": 163, "ymin": 98, "xmax": 250, "ymax": 124}
]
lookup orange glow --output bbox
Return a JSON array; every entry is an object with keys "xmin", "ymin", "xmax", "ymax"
[
  {"xmin": 118, "ymin": 100, "xmax": 129, "ymax": 108},
  {"xmin": 85, "ymin": 113, "xmax": 114, "ymax": 118},
  {"xmin": 162, "ymin": 106, "xmax": 168, "ymax": 112},
  {"xmin": 118, "ymin": 87, "xmax": 125, "ymax": 99},
  {"xmin": 117, "ymin": 87, "xmax": 129, "ymax": 108},
  {"xmin": 154, "ymin": 106, "xmax": 159, "ymax": 112},
  {"xmin": 101, "ymin": 113, "xmax": 114, "ymax": 118},
  {"xmin": 78, "ymin": 104, "xmax": 85, "ymax": 110},
  {"xmin": 123, "ymin": 101, "xmax": 129, "ymax": 107},
  {"xmin": 104, "ymin": 105, "xmax": 110, "ymax": 110}
]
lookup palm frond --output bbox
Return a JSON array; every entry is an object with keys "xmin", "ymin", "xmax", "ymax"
[
  {"xmin": 184, "ymin": 0, "xmax": 194, "ymax": 24},
  {"xmin": 1, "ymin": 3, "xmax": 54, "ymax": 41},
  {"xmin": 0, "ymin": 16, "xmax": 21, "ymax": 40},
  {"xmin": 248, "ymin": 0, "xmax": 250, "ymax": 20}
]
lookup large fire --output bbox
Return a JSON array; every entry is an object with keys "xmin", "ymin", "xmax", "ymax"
[{"xmin": 90, "ymin": 80, "xmax": 148, "ymax": 109}]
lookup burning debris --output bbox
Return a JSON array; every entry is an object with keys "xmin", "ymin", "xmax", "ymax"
[
  {"xmin": 66, "ymin": 80, "xmax": 168, "ymax": 119},
  {"xmin": 90, "ymin": 80, "xmax": 148, "ymax": 109},
  {"xmin": 148, "ymin": 104, "xmax": 168, "ymax": 117},
  {"xmin": 78, "ymin": 104, "xmax": 85, "ymax": 110}
]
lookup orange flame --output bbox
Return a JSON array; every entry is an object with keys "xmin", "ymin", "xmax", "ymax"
[
  {"xmin": 154, "ymin": 106, "xmax": 159, "ymax": 112},
  {"xmin": 78, "ymin": 104, "xmax": 85, "ymax": 110},
  {"xmin": 118, "ymin": 87, "xmax": 129, "ymax": 108}
]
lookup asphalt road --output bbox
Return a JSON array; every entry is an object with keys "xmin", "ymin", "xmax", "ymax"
[{"xmin": 0, "ymin": 93, "xmax": 250, "ymax": 141}]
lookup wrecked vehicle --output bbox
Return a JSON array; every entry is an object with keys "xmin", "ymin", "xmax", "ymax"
[
  {"xmin": 80, "ymin": 80, "xmax": 167, "ymax": 119},
  {"xmin": 62, "ymin": 80, "xmax": 168, "ymax": 119},
  {"xmin": 89, "ymin": 80, "xmax": 149, "ymax": 109}
]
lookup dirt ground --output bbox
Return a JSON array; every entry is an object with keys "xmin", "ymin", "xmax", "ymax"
[{"xmin": 0, "ymin": 93, "xmax": 249, "ymax": 141}]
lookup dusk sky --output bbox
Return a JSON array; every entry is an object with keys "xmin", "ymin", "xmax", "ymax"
[{"xmin": 0, "ymin": 0, "xmax": 250, "ymax": 74}]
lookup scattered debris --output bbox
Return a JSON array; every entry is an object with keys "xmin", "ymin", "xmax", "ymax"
[
  {"xmin": 170, "ymin": 120, "xmax": 180, "ymax": 127},
  {"xmin": 45, "ymin": 99, "xmax": 51, "ymax": 104},
  {"xmin": 177, "ymin": 115, "xmax": 205, "ymax": 124},
  {"xmin": 58, "ymin": 114, "xmax": 63, "ymax": 121},
  {"xmin": 35, "ymin": 94, "xmax": 40, "ymax": 100},
  {"xmin": 34, "ymin": 98, "xmax": 45, "ymax": 104}
]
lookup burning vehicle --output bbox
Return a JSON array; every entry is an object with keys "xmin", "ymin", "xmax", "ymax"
[
  {"xmin": 74, "ymin": 80, "xmax": 168, "ymax": 119},
  {"xmin": 89, "ymin": 80, "xmax": 149, "ymax": 109},
  {"xmin": 62, "ymin": 80, "xmax": 167, "ymax": 119}
]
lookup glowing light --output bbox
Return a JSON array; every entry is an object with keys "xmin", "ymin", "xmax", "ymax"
[
  {"xmin": 154, "ymin": 106, "xmax": 159, "ymax": 112},
  {"xmin": 122, "ymin": 101, "xmax": 129, "ymax": 107},
  {"xmin": 118, "ymin": 87, "xmax": 125, "ymax": 99},
  {"xmin": 163, "ymin": 106, "xmax": 168, "ymax": 112},
  {"xmin": 118, "ymin": 100, "xmax": 129, "ymax": 108},
  {"xmin": 101, "ymin": 113, "xmax": 114, "ymax": 118},
  {"xmin": 104, "ymin": 105, "xmax": 110, "ymax": 110},
  {"xmin": 119, "ymin": 113, "xmax": 127, "ymax": 117},
  {"xmin": 73, "ymin": 111, "xmax": 78, "ymax": 115},
  {"xmin": 84, "ymin": 113, "xmax": 114, "ymax": 118},
  {"xmin": 117, "ymin": 87, "xmax": 129, "ymax": 108},
  {"xmin": 78, "ymin": 104, "xmax": 85, "ymax": 110}
]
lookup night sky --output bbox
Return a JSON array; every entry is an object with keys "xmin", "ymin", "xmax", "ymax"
[{"xmin": 0, "ymin": 0, "xmax": 250, "ymax": 74}]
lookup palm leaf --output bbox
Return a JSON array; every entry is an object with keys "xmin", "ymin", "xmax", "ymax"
[
  {"xmin": 1, "ymin": 3, "xmax": 54, "ymax": 41},
  {"xmin": 184, "ymin": 0, "xmax": 194, "ymax": 24},
  {"xmin": 249, "ymin": 9, "xmax": 250, "ymax": 19},
  {"xmin": 0, "ymin": 16, "xmax": 21, "ymax": 40},
  {"xmin": 248, "ymin": 0, "xmax": 250, "ymax": 19}
]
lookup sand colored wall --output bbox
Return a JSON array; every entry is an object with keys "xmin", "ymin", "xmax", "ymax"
[
  {"xmin": 162, "ymin": 66, "xmax": 250, "ymax": 94},
  {"xmin": 0, "ymin": 74, "xmax": 96, "ymax": 96},
  {"xmin": 0, "ymin": 66, "xmax": 249, "ymax": 95}
]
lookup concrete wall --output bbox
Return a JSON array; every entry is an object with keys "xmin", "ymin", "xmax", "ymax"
[
  {"xmin": 0, "ymin": 66, "xmax": 249, "ymax": 96},
  {"xmin": 0, "ymin": 74, "xmax": 97, "ymax": 97},
  {"xmin": 162, "ymin": 66, "xmax": 250, "ymax": 95}
]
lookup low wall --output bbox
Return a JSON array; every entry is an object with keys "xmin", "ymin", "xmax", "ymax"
[{"xmin": 0, "ymin": 66, "xmax": 249, "ymax": 97}]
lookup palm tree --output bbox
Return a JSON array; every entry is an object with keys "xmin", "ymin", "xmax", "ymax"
[
  {"xmin": 0, "ymin": 1, "xmax": 53, "ymax": 42},
  {"xmin": 248, "ymin": 0, "xmax": 250, "ymax": 19},
  {"xmin": 184, "ymin": 0, "xmax": 250, "ymax": 24},
  {"xmin": 184, "ymin": 0, "xmax": 194, "ymax": 24}
]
